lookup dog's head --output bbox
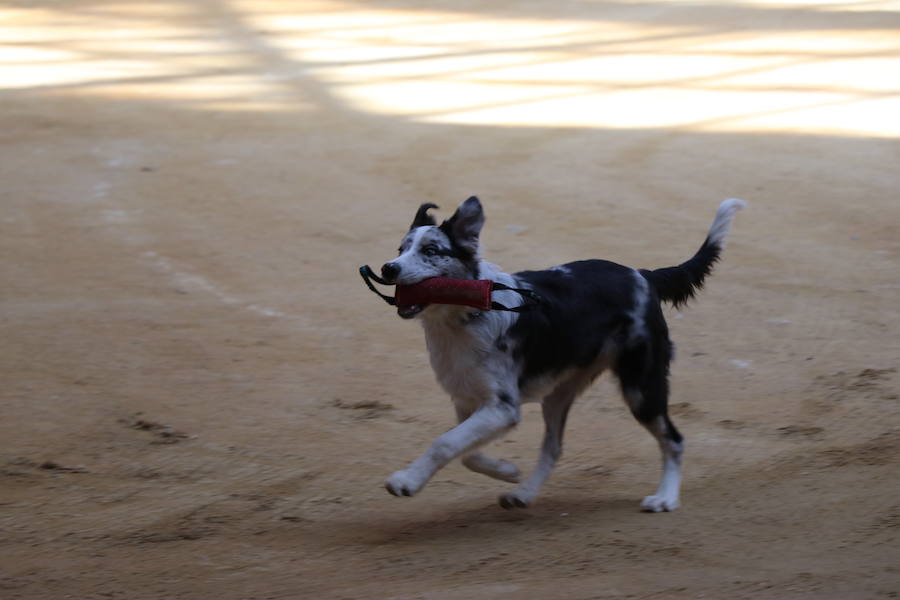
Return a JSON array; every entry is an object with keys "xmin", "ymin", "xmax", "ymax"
[{"xmin": 381, "ymin": 196, "xmax": 485, "ymax": 319}]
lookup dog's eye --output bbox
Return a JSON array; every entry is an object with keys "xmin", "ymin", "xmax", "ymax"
[{"xmin": 422, "ymin": 247, "xmax": 438, "ymax": 257}]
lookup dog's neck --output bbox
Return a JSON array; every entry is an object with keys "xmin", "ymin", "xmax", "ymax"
[{"xmin": 472, "ymin": 258, "xmax": 506, "ymax": 282}]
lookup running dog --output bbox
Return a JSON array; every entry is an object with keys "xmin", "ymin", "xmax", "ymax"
[{"xmin": 377, "ymin": 196, "xmax": 744, "ymax": 511}]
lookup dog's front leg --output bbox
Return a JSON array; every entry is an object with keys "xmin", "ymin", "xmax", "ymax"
[
  {"xmin": 385, "ymin": 394, "xmax": 520, "ymax": 497},
  {"xmin": 455, "ymin": 404, "xmax": 521, "ymax": 483}
]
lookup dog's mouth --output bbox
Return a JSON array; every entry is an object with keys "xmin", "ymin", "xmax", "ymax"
[{"xmin": 397, "ymin": 303, "xmax": 428, "ymax": 319}]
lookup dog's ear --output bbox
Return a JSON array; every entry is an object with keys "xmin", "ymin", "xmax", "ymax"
[
  {"xmin": 440, "ymin": 196, "xmax": 484, "ymax": 256},
  {"xmin": 410, "ymin": 203, "xmax": 439, "ymax": 230}
]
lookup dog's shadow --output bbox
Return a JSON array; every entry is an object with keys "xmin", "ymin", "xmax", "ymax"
[{"xmin": 346, "ymin": 495, "xmax": 637, "ymax": 546}]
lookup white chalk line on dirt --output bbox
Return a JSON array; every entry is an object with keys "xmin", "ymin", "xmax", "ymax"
[
  {"xmin": 101, "ymin": 209, "xmax": 144, "ymax": 224},
  {"xmin": 728, "ymin": 359, "xmax": 752, "ymax": 369},
  {"xmin": 142, "ymin": 251, "xmax": 290, "ymax": 319},
  {"xmin": 83, "ymin": 149, "xmax": 346, "ymax": 335},
  {"xmin": 140, "ymin": 251, "xmax": 348, "ymax": 337}
]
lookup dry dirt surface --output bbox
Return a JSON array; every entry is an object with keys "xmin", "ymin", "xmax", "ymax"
[{"xmin": 2, "ymin": 1, "xmax": 899, "ymax": 598}]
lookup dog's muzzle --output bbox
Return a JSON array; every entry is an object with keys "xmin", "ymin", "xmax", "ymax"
[{"xmin": 359, "ymin": 265, "xmax": 540, "ymax": 318}]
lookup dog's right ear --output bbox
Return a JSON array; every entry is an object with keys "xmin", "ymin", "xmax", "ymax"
[
  {"xmin": 440, "ymin": 196, "xmax": 484, "ymax": 256},
  {"xmin": 410, "ymin": 203, "xmax": 439, "ymax": 230}
]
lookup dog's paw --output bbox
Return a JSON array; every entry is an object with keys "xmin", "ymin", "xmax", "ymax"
[
  {"xmin": 498, "ymin": 491, "xmax": 531, "ymax": 510},
  {"xmin": 384, "ymin": 470, "xmax": 424, "ymax": 497},
  {"xmin": 641, "ymin": 494, "xmax": 680, "ymax": 512}
]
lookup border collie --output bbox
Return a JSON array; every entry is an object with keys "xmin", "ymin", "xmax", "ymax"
[{"xmin": 377, "ymin": 197, "xmax": 744, "ymax": 511}]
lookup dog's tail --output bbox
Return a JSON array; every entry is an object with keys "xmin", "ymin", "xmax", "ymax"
[{"xmin": 642, "ymin": 198, "xmax": 745, "ymax": 309}]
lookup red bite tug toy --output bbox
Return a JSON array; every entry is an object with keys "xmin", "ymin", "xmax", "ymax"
[
  {"xmin": 359, "ymin": 265, "xmax": 540, "ymax": 318},
  {"xmin": 396, "ymin": 278, "xmax": 493, "ymax": 311}
]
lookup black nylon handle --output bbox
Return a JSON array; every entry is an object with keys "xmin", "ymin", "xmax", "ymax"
[
  {"xmin": 359, "ymin": 265, "xmax": 396, "ymax": 306},
  {"xmin": 490, "ymin": 281, "xmax": 542, "ymax": 311}
]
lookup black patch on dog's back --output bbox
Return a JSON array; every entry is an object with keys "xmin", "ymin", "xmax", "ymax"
[{"xmin": 509, "ymin": 260, "xmax": 642, "ymax": 388}]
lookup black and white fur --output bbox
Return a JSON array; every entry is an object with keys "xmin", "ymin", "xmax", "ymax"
[{"xmin": 378, "ymin": 196, "xmax": 744, "ymax": 511}]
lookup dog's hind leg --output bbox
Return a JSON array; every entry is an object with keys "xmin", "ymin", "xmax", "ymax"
[
  {"xmin": 498, "ymin": 384, "xmax": 577, "ymax": 509},
  {"xmin": 456, "ymin": 405, "xmax": 521, "ymax": 483},
  {"xmin": 637, "ymin": 412, "xmax": 683, "ymax": 512},
  {"xmin": 617, "ymin": 342, "xmax": 684, "ymax": 512},
  {"xmin": 385, "ymin": 393, "xmax": 521, "ymax": 498},
  {"xmin": 461, "ymin": 452, "xmax": 521, "ymax": 483}
]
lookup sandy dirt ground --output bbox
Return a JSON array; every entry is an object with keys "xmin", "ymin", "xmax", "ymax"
[{"xmin": 2, "ymin": 1, "xmax": 899, "ymax": 598}]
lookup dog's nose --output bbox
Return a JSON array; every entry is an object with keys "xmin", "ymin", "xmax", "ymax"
[{"xmin": 381, "ymin": 262, "xmax": 401, "ymax": 283}]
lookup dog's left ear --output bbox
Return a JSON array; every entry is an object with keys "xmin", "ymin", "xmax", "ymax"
[
  {"xmin": 410, "ymin": 203, "xmax": 439, "ymax": 230},
  {"xmin": 440, "ymin": 196, "xmax": 484, "ymax": 256}
]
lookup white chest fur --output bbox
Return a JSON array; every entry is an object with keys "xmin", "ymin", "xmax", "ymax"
[
  {"xmin": 421, "ymin": 306, "xmax": 518, "ymax": 408},
  {"xmin": 423, "ymin": 311, "xmax": 492, "ymax": 402}
]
